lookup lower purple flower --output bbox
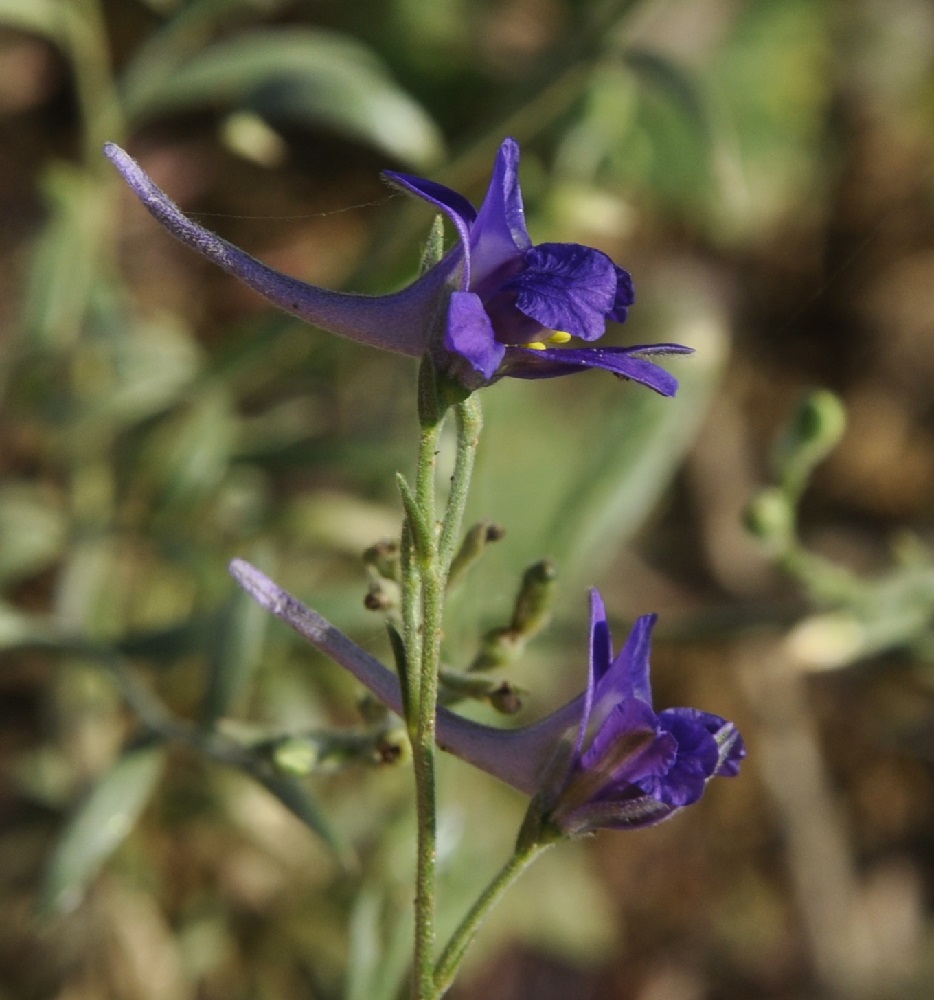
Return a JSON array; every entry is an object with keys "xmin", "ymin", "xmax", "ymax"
[
  {"xmin": 533, "ymin": 592, "xmax": 744, "ymax": 838},
  {"xmin": 229, "ymin": 560, "xmax": 743, "ymax": 840}
]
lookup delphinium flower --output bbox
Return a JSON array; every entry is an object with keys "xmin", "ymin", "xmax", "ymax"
[
  {"xmin": 104, "ymin": 139, "xmax": 691, "ymax": 395},
  {"xmin": 230, "ymin": 560, "xmax": 744, "ymax": 836},
  {"xmin": 524, "ymin": 590, "xmax": 744, "ymax": 839}
]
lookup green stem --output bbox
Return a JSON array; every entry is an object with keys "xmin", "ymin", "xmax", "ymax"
[
  {"xmin": 408, "ymin": 362, "xmax": 444, "ymax": 998},
  {"xmin": 411, "ymin": 555, "xmax": 443, "ymax": 998},
  {"xmin": 431, "ymin": 841, "xmax": 551, "ymax": 999},
  {"xmin": 405, "ymin": 367, "xmax": 486, "ymax": 997}
]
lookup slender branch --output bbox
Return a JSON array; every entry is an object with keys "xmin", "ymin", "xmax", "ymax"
[{"xmin": 431, "ymin": 841, "xmax": 551, "ymax": 999}]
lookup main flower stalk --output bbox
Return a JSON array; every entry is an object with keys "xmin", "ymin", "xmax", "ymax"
[{"xmin": 403, "ymin": 366, "xmax": 483, "ymax": 1000}]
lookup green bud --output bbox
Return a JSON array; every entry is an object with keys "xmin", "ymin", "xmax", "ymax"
[
  {"xmin": 373, "ymin": 726, "xmax": 410, "ymax": 765},
  {"xmin": 773, "ymin": 390, "xmax": 847, "ymax": 497},
  {"xmin": 363, "ymin": 575, "xmax": 398, "ymax": 612},
  {"xmin": 447, "ymin": 520, "xmax": 506, "ymax": 589},
  {"xmin": 439, "ymin": 668, "xmax": 525, "ymax": 713},
  {"xmin": 272, "ymin": 737, "xmax": 320, "ymax": 776},
  {"xmin": 511, "ymin": 559, "xmax": 556, "ymax": 636},
  {"xmin": 488, "ymin": 682, "xmax": 523, "ymax": 715},
  {"xmin": 363, "ymin": 539, "xmax": 400, "ymax": 582},
  {"xmin": 744, "ymin": 487, "xmax": 795, "ymax": 549},
  {"xmin": 470, "ymin": 625, "xmax": 524, "ymax": 672}
]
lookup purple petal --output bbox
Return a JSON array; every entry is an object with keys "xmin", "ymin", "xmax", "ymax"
[
  {"xmin": 383, "ymin": 170, "xmax": 478, "ymax": 227},
  {"xmin": 468, "ymin": 138, "xmax": 532, "ymax": 284},
  {"xmin": 566, "ymin": 793, "xmax": 675, "ymax": 833},
  {"xmin": 574, "ymin": 589, "xmax": 610, "ymax": 762},
  {"xmin": 608, "ymin": 265, "xmax": 636, "ymax": 323},
  {"xmin": 580, "ymin": 698, "xmax": 675, "ymax": 786},
  {"xmin": 445, "ymin": 291, "xmax": 505, "ymax": 379},
  {"xmin": 637, "ymin": 709, "xmax": 722, "ymax": 806},
  {"xmin": 588, "ymin": 590, "xmax": 613, "ymax": 690},
  {"xmin": 500, "ymin": 344, "xmax": 692, "ymax": 396},
  {"xmin": 382, "ymin": 170, "xmax": 475, "ymax": 287},
  {"xmin": 717, "ymin": 727, "xmax": 746, "ymax": 776},
  {"xmin": 105, "ymin": 143, "xmax": 452, "ymax": 357},
  {"xmin": 597, "ymin": 613, "xmax": 656, "ymax": 704},
  {"xmin": 510, "ymin": 243, "xmax": 618, "ymax": 342},
  {"xmin": 677, "ymin": 708, "xmax": 747, "ymax": 777}
]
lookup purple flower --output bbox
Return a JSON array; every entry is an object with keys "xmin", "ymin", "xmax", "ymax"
[
  {"xmin": 385, "ymin": 138, "xmax": 691, "ymax": 392},
  {"xmin": 531, "ymin": 590, "xmax": 745, "ymax": 838},
  {"xmin": 104, "ymin": 140, "xmax": 690, "ymax": 394},
  {"xmin": 229, "ymin": 561, "xmax": 743, "ymax": 839}
]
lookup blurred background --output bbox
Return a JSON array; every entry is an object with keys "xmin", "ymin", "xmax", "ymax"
[{"xmin": 2, "ymin": 0, "xmax": 934, "ymax": 997}]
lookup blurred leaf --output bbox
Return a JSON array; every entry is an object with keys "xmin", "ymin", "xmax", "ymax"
[
  {"xmin": 201, "ymin": 573, "xmax": 270, "ymax": 725},
  {"xmin": 705, "ymin": 0, "xmax": 831, "ymax": 236},
  {"xmin": 546, "ymin": 324, "xmax": 725, "ymax": 586},
  {"xmin": 0, "ymin": 0, "xmax": 67, "ymax": 42},
  {"xmin": 0, "ymin": 482, "xmax": 66, "ymax": 585},
  {"xmin": 624, "ymin": 48, "xmax": 711, "ymax": 143},
  {"xmin": 345, "ymin": 889, "xmax": 411, "ymax": 1000},
  {"xmin": 83, "ymin": 317, "xmax": 204, "ymax": 428},
  {"xmin": 470, "ymin": 297, "xmax": 726, "ymax": 599},
  {"xmin": 116, "ymin": 617, "xmax": 213, "ymax": 662},
  {"xmin": 125, "ymin": 0, "xmax": 294, "ymax": 76},
  {"xmin": 248, "ymin": 768, "xmax": 352, "ymax": 867},
  {"xmin": 142, "ymin": 386, "xmax": 237, "ymax": 515},
  {"xmin": 22, "ymin": 165, "xmax": 111, "ymax": 350},
  {"xmin": 121, "ymin": 28, "xmax": 443, "ymax": 167},
  {"xmin": 625, "ymin": 52, "xmax": 715, "ymax": 209},
  {"xmin": 0, "ymin": 600, "xmax": 53, "ymax": 649},
  {"xmin": 55, "ymin": 535, "xmax": 125, "ymax": 638},
  {"xmin": 41, "ymin": 743, "xmax": 167, "ymax": 915}
]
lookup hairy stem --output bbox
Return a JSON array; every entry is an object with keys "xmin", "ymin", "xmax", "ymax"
[{"xmin": 431, "ymin": 840, "xmax": 551, "ymax": 999}]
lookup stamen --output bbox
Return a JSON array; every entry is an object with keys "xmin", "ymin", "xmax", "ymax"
[
  {"xmin": 548, "ymin": 331, "xmax": 572, "ymax": 344},
  {"xmin": 525, "ymin": 341, "xmax": 547, "ymax": 351}
]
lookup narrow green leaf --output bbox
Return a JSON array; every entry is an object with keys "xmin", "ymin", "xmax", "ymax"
[
  {"xmin": 249, "ymin": 768, "xmax": 353, "ymax": 868},
  {"xmin": 395, "ymin": 473, "xmax": 432, "ymax": 564},
  {"xmin": 0, "ymin": 601, "xmax": 53, "ymax": 650},
  {"xmin": 346, "ymin": 889, "xmax": 412, "ymax": 1000},
  {"xmin": 385, "ymin": 621, "xmax": 411, "ymax": 722},
  {"xmin": 200, "ymin": 578, "xmax": 270, "ymax": 726},
  {"xmin": 0, "ymin": 482, "xmax": 67, "ymax": 585},
  {"xmin": 41, "ymin": 744, "xmax": 167, "ymax": 915},
  {"xmin": 22, "ymin": 165, "xmax": 109, "ymax": 351},
  {"xmin": 0, "ymin": 0, "xmax": 67, "ymax": 42},
  {"xmin": 121, "ymin": 28, "xmax": 442, "ymax": 167}
]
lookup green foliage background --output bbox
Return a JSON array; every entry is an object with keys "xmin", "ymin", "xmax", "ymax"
[{"xmin": 2, "ymin": 1, "xmax": 934, "ymax": 998}]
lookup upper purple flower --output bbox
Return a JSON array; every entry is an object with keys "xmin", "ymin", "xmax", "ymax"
[
  {"xmin": 104, "ymin": 139, "xmax": 690, "ymax": 395},
  {"xmin": 229, "ymin": 560, "xmax": 743, "ymax": 839},
  {"xmin": 385, "ymin": 138, "xmax": 691, "ymax": 392}
]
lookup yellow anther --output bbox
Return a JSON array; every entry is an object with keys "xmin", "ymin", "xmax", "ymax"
[
  {"xmin": 548, "ymin": 331, "xmax": 572, "ymax": 344},
  {"xmin": 525, "ymin": 341, "xmax": 547, "ymax": 351}
]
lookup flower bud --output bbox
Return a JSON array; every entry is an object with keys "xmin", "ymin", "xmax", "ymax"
[
  {"xmin": 773, "ymin": 390, "xmax": 847, "ymax": 497},
  {"xmin": 510, "ymin": 559, "xmax": 556, "ymax": 636},
  {"xmin": 744, "ymin": 487, "xmax": 795, "ymax": 550},
  {"xmin": 448, "ymin": 520, "xmax": 506, "ymax": 589},
  {"xmin": 363, "ymin": 539, "xmax": 400, "ymax": 582}
]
